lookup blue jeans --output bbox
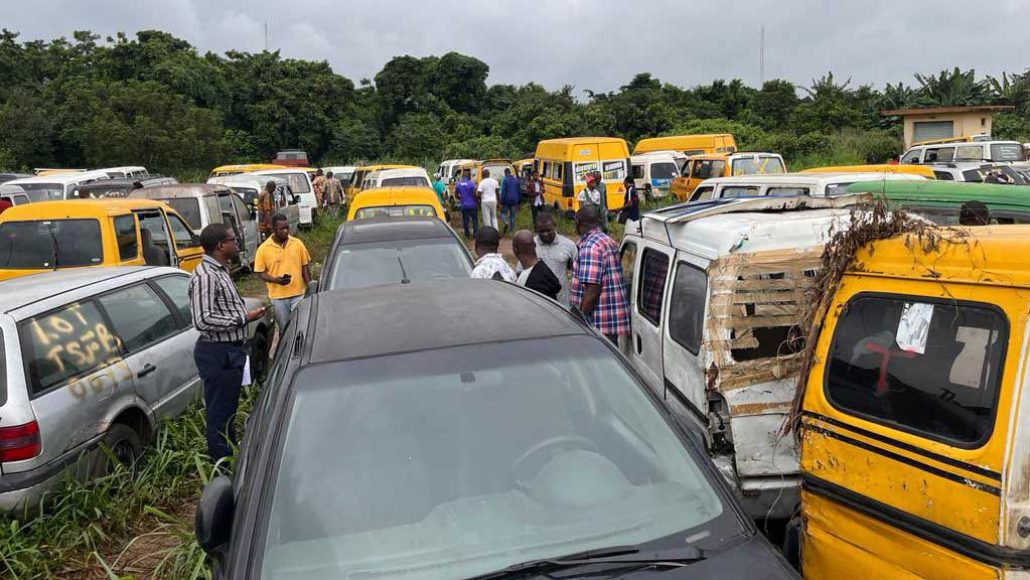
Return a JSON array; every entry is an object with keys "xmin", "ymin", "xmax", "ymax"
[
  {"xmin": 501, "ymin": 203, "xmax": 518, "ymax": 232},
  {"xmin": 194, "ymin": 341, "xmax": 247, "ymax": 461},
  {"xmin": 461, "ymin": 207, "xmax": 479, "ymax": 237},
  {"xmin": 272, "ymin": 295, "xmax": 302, "ymax": 331}
]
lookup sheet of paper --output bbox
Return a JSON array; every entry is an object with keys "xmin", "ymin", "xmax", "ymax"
[
  {"xmin": 896, "ymin": 302, "xmax": 933, "ymax": 354},
  {"xmin": 242, "ymin": 356, "xmax": 252, "ymax": 386}
]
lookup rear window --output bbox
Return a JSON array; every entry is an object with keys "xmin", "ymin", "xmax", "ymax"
[
  {"xmin": 0, "ymin": 219, "xmax": 103, "ymax": 269},
  {"xmin": 650, "ymin": 162, "xmax": 678, "ymax": 180},
  {"xmin": 720, "ymin": 185, "xmax": 761, "ymax": 198},
  {"xmin": 731, "ymin": 157, "xmax": 785, "ymax": 175},
  {"xmin": 381, "ymin": 177, "xmax": 430, "ymax": 188},
  {"xmin": 163, "ymin": 198, "xmax": 202, "ymax": 230},
  {"xmin": 825, "ymin": 294, "xmax": 1006, "ymax": 446},
  {"xmin": 0, "ymin": 183, "xmax": 63, "ymax": 203},
  {"xmin": 21, "ymin": 300, "xmax": 124, "ymax": 395},
  {"xmin": 991, "ymin": 143, "xmax": 1024, "ymax": 162},
  {"xmin": 353, "ymin": 205, "xmax": 437, "ymax": 219}
]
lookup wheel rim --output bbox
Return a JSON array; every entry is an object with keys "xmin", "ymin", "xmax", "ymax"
[{"xmin": 111, "ymin": 439, "xmax": 135, "ymax": 465}]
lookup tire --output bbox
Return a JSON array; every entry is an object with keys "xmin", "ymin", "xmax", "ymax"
[
  {"xmin": 250, "ymin": 329, "xmax": 270, "ymax": 383},
  {"xmin": 91, "ymin": 423, "xmax": 142, "ymax": 477}
]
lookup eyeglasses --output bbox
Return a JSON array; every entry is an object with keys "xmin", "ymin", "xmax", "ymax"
[{"xmin": 221, "ymin": 237, "xmax": 239, "ymax": 245}]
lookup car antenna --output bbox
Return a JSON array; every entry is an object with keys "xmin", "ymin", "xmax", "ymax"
[{"xmin": 397, "ymin": 256, "xmax": 411, "ymax": 284}]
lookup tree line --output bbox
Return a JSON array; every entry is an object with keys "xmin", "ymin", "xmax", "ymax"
[{"xmin": 1, "ymin": 29, "xmax": 1029, "ymax": 175}]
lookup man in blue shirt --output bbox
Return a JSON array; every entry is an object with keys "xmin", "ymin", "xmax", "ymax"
[
  {"xmin": 456, "ymin": 169, "xmax": 479, "ymax": 238},
  {"xmin": 500, "ymin": 167, "xmax": 522, "ymax": 235}
]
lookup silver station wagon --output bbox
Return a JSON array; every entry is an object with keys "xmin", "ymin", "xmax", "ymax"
[{"xmin": 0, "ymin": 266, "xmax": 273, "ymax": 511}]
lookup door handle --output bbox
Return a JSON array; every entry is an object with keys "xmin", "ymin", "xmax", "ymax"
[
  {"xmin": 635, "ymin": 334, "xmax": 642, "ymax": 355},
  {"xmin": 137, "ymin": 363, "xmax": 157, "ymax": 378}
]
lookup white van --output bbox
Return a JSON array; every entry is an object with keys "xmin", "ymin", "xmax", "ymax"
[
  {"xmin": 361, "ymin": 167, "xmax": 432, "ymax": 190},
  {"xmin": 98, "ymin": 166, "xmax": 150, "ymax": 179},
  {"xmin": 901, "ymin": 139, "xmax": 1025, "ymax": 164},
  {"xmin": 0, "ymin": 170, "xmax": 112, "ymax": 202},
  {"xmin": 322, "ymin": 166, "xmax": 356, "ymax": 190},
  {"xmin": 213, "ymin": 169, "xmax": 315, "ymax": 227},
  {"xmin": 207, "ymin": 174, "xmax": 300, "ymax": 235},
  {"xmin": 437, "ymin": 159, "xmax": 477, "ymax": 184},
  {"xmin": 630, "ymin": 152, "xmax": 686, "ymax": 199},
  {"xmin": 619, "ymin": 195, "xmax": 860, "ymax": 519},
  {"xmin": 689, "ymin": 172, "xmax": 926, "ymax": 202}
]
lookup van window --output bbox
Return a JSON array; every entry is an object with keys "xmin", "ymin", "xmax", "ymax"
[
  {"xmin": 637, "ymin": 249, "xmax": 670, "ymax": 325},
  {"xmin": 955, "ymin": 145, "xmax": 983, "ymax": 160},
  {"xmin": 573, "ymin": 162, "xmax": 600, "ymax": 183},
  {"xmin": 165, "ymin": 198, "xmax": 202, "ymax": 230},
  {"xmin": 924, "ymin": 147, "xmax": 954, "ymax": 163},
  {"xmin": 382, "ymin": 176, "xmax": 430, "ymax": 188},
  {"xmin": 668, "ymin": 262, "xmax": 707, "ymax": 354},
  {"xmin": 991, "ymin": 143, "xmax": 1024, "ymax": 162},
  {"xmin": 230, "ymin": 193, "xmax": 250, "ymax": 223},
  {"xmin": 901, "ymin": 150, "xmax": 921, "ymax": 164},
  {"xmin": 651, "ymin": 163, "xmax": 678, "ymax": 180},
  {"xmin": 601, "ymin": 160, "xmax": 627, "ymax": 181},
  {"xmin": 0, "ymin": 183, "xmax": 63, "ymax": 203},
  {"xmin": 0, "ymin": 219, "xmax": 103, "ymax": 269},
  {"xmin": 541, "ymin": 162, "xmax": 552, "ymax": 179},
  {"xmin": 167, "ymin": 213, "xmax": 198, "ymax": 250},
  {"xmin": 933, "ymin": 171, "xmax": 955, "ymax": 181},
  {"xmin": 620, "ymin": 242, "xmax": 637, "ymax": 297},
  {"xmin": 269, "ymin": 173, "xmax": 310, "ymax": 194},
  {"xmin": 768, "ymin": 186, "xmax": 811, "ymax": 196},
  {"xmin": 689, "ymin": 186, "xmax": 714, "ymax": 202},
  {"xmin": 720, "ymin": 186, "xmax": 761, "ymax": 198},
  {"xmin": 732, "ymin": 157, "xmax": 785, "ymax": 175},
  {"xmin": 114, "ymin": 215, "xmax": 138, "ymax": 262},
  {"xmin": 22, "ymin": 300, "xmax": 123, "ymax": 395},
  {"xmin": 825, "ymin": 295, "xmax": 1006, "ymax": 446},
  {"xmin": 150, "ymin": 275, "xmax": 191, "ymax": 328},
  {"xmin": 631, "ymin": 164, "xmax": 645, "ymax": 180},
  {"xmin": 98, "ymin": 284, "xmax": 179, "ymax": 353}
]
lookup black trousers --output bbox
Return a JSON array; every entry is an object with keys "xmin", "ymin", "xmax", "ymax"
[{"xmin": 194, "ymin": 340, "xmax": 247, "ymax": 461}]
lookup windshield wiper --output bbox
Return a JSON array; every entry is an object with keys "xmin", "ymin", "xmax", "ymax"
[
  {"xmin": 397, "ymin": 256, "xmax": 411, "ymax": 284},
  {"xmin": 466, "ymin": 545, "xmax": 706, "ymax": 579}
]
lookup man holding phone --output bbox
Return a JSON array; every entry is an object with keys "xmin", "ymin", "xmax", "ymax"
[
  {"xmin": 189, "ymin": 223, "xmax": 271, "ymax": 461},
  {"xmin": 255, "ymin": 213, "xmax": 312, "ymax": 331}
]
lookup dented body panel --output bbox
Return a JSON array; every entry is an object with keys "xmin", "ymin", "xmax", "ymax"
[{"xmin": 798, "ymin": 225, "xmax": 1030, "ymax": 577}]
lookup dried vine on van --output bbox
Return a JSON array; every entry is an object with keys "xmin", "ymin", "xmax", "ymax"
[{"xmin": 782, "ymin": 199, "xmax": 957, "ymax": 437}]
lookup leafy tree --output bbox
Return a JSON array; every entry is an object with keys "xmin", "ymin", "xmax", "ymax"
[
  {"xmin": 751, "ymin": 79, "xmax": 798, "ymax": 129},
  {"xmin": 425, "ymin": 52, "xmax": 489, "ymax": 114},
  {"xmin": 388, "ymin": 113, "xmax": 446, "ymax": 161},
  {"xmin": 914, "ymin": 68, "xmax": 991, "ymax": 107}
]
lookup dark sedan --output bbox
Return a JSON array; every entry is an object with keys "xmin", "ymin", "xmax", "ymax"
[
  {"xmin": 196, "ymin": 281, "xmax": 797, "ymax": 579},
  {"xmin": 317, "ymin": 216, "xmax": 474, "ymax": 291}
]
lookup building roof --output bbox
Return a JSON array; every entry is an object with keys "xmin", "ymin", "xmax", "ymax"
[
  {"xmin": 880, "ymin": 105, "xmax": 1014, "ymax": 116},
  {"xmin": 854, "ymin": 225, "xmax": 1030, "ymax": 288},
  {"xmin": 306, "ymin": 280, "xmax": 589, "ymax": 363}
]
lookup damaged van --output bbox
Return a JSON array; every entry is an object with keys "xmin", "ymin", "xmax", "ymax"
[
  {"xmin": 619, "ymin": 195, "xmax": 859, "ymax": 519},
  {"xmin": 793, "ymin": 224, "xmax": 1030, "ymax": 578}
]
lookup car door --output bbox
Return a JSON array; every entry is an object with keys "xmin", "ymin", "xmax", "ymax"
[
  {"xmin": 164, "ymin": 211, "xmax": 203, "ymax": 272},
  {"xmin": 660, "ymin": 254, "xmax": 711, "ymax": 416},
  {"xmin": 229, "ymin": 192, "xmax": 258, "ymax": 267},
  {"xmin": 627, "ymin": 241, "xmax": 673, "ymax": 391},
  {"xmin": 148, "ymin": 274, "xmax": 202, "ymax": 416},
  {"xmin": 95, "ymin": 281, "xmax": 195, "ymax": 419},
  {"xmin": 135, "ymin": 210, "xmax": 176, "ymax": 267}
]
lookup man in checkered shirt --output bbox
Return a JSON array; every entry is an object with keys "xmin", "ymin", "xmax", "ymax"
[{"xmin": 571, "ymin": 205, "xmax": 630, "ymax": 344}]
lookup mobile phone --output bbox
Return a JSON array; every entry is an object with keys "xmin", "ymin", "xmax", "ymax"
[{"xmin": 280, "ymin": 273, "xmax": 292, "ymax": 285}]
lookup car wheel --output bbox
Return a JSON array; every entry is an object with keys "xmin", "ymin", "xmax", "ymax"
[
  {"xmin": 250, "ymin": 328, "xmax": 270, "ymax": 383},
  {"xmin": 91, "ymin": 423, "xmax": 142, "ymax": 477}
]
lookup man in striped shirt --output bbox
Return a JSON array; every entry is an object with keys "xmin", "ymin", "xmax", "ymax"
[{"xmin": 188, "ymin": 223, "xmax": 269, "ymax": 461}]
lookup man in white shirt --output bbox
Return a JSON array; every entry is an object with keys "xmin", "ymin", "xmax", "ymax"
[
  {"xmin": 470, "ymin": 226, "xmax": 515, "ymax": 282},
  {"xmin": 578, "ymin": 173, "xmax": 608, "ymax": 231},
  {"xmin": 478, "ymin": 169, "xmax": 500, "ymax": 230},
  {"xmin": 515, "ymin": 212, "xmax": 578, "ymax": 305}
]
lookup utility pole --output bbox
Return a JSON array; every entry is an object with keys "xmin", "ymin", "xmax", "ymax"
[
  {"xmin": 264, "ymin": 21, "xmax": 269, "ymax": 52},
  {"xmin": 759, "ymin": 25, "xmax": 765, "ymax": 85}
]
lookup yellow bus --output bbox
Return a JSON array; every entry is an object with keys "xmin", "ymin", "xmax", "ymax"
[
  {"xmin": 533, "ymin": 137, "xmax": 630, "ymax": 213},
  {"xmin": 633, "ymin": 134, "xmax": 737, "ymax": 156}
]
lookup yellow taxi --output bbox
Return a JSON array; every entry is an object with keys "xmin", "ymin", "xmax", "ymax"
[
  {"xmin": 533, "ymin": 137, "xmax": 630, "ymax": 213},
  {"xmin": 633, "ymin": 133, "xmax": 737, "ymax": 156},
  {"xmin": 0, "ymin": 199, "xmax": 203, "ymax": 281},
  {"xmin": 794, "ymin": 224, "xmax": 1030, "ymax": 579},
  {"xmin": 347, "ymin": 187, "xmax": 446, "ymax": 221}
]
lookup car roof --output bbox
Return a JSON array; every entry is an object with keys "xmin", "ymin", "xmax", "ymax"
[
  {"xmin": 367, "ymin": 168, "xmax": 430, "ymax": 179},
  {"xmin": 306, "ymin": 280, "xmax": 589, "ymax": 363},
  {"xmin": 336, "ymin": 215, "xmax": 454, "ymax": 244},
  {"xmin": 0, "ymin": 198, "xmax": 172, "ymax": 219},
  {"xmin": 4, "ymin": 170, "xmax": 112, "ymax": 186},
  {"xmin": 846, "ymin": 179, "xmax": 1030, "ymax": 202},
  {"xmin": 0, "ymin": 266, "xmax": 180, "ymax": 315},
  {"xmin": 129, "ymin": 183, "xmax": 232, "ymax": 199},
  {"xmin": 700, "ymin": 173, "xmax": 923, "ymax": 188}
]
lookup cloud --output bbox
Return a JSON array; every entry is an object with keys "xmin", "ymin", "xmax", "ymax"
[{"xmin": 6, "ymin": 0, "xmax": 1029, "ymax": 93}]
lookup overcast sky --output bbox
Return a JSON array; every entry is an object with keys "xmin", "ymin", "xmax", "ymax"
[{"xmin": 7, "ymin": 0, "xmax": 1030, "ymax": 93}]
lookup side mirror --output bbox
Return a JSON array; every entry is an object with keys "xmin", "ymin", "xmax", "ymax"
[
  {"xmin": 291, "ymin": 194, "xmax": 301, "ymax": 205},
  {"xmin": 195, "ymin": 475, "xmax": 235, "ymax": 554}
]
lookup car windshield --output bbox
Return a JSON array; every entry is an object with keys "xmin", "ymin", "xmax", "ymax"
[
  {"xmin": 328, "ymin": 238, "xmax": 471, "ymax": 289},
  {"xmin": 381, "ymin": 176, "xmax": 430, "ymax": 188},
  {"xmin": 732, "ymin": 157, "xmax": 785, "ymax": 175},
  {"xmin": 0, "ymin": 183, "xmax": 64, "ymax": 202},
  {"xmin": 650, "ymin": 162, "xmax": 679, "ymax": 180},
  {"xmin": 266, "ymin": 173, "xmax": 310, "ymax": 193},
  {"xmin": 259, "ymin": 336, "xmax": 728, "ymax": 579},
  {"xmin": 161, "ymin": 198, "xmax": 202, "ymax": 229},
  {"xmin": 0, "ymin": 219, "xmax": 103, "ymax": 269}
]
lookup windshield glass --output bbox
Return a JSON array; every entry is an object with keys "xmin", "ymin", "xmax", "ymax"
[
  {"xmin": 266, "ymin": 173, "xmax": 310, "ymax": 193},
  {"xmin": 991, "ymin": 143, "xmax": 1024, "ymax": 162},
  {"xmin": 732, "ymin": 157, "xmax": 785, "ymax": 175},
  {"xmin": 260, "ymin": 336, "xmax": 727, "ymax": 579},
  {"xmin": 0, "ymin": 219, "xmax": 103, "ymax": 269},
  {"xmin": 381, "ymin": 176, "xmax": 430, "ymax": 188},
  {"xmin": 650, "ymin": 162, "xmax": 678, "ymax": 180},
  {"xmin": 328, "ymin": 238, "xmax": 470, "ymax": 289},
  {"xmin": 163, "ymin": 198, "xmax": 202, "ymax": 230},
  {"xmin": 0, "ymin": 183, "xmax": 64, "ymax": 202},
  {"xmin": 353, "ymin": 205, "xmax": 437, "ymax": 219}
]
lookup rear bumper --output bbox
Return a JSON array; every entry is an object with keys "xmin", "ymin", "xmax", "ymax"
[{"xmin": 0, "ymin": 438, "xmax": 101, "ymax": 512}]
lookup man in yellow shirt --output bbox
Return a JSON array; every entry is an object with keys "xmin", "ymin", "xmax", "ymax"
[{"xmin": 254, "ymin": 213, "xmax": 312, "ymax": 330}]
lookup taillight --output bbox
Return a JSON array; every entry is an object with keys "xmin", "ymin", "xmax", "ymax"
[{"xmin": 0, "ymin": 421, "xmax": 41, "ymax": 462}]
